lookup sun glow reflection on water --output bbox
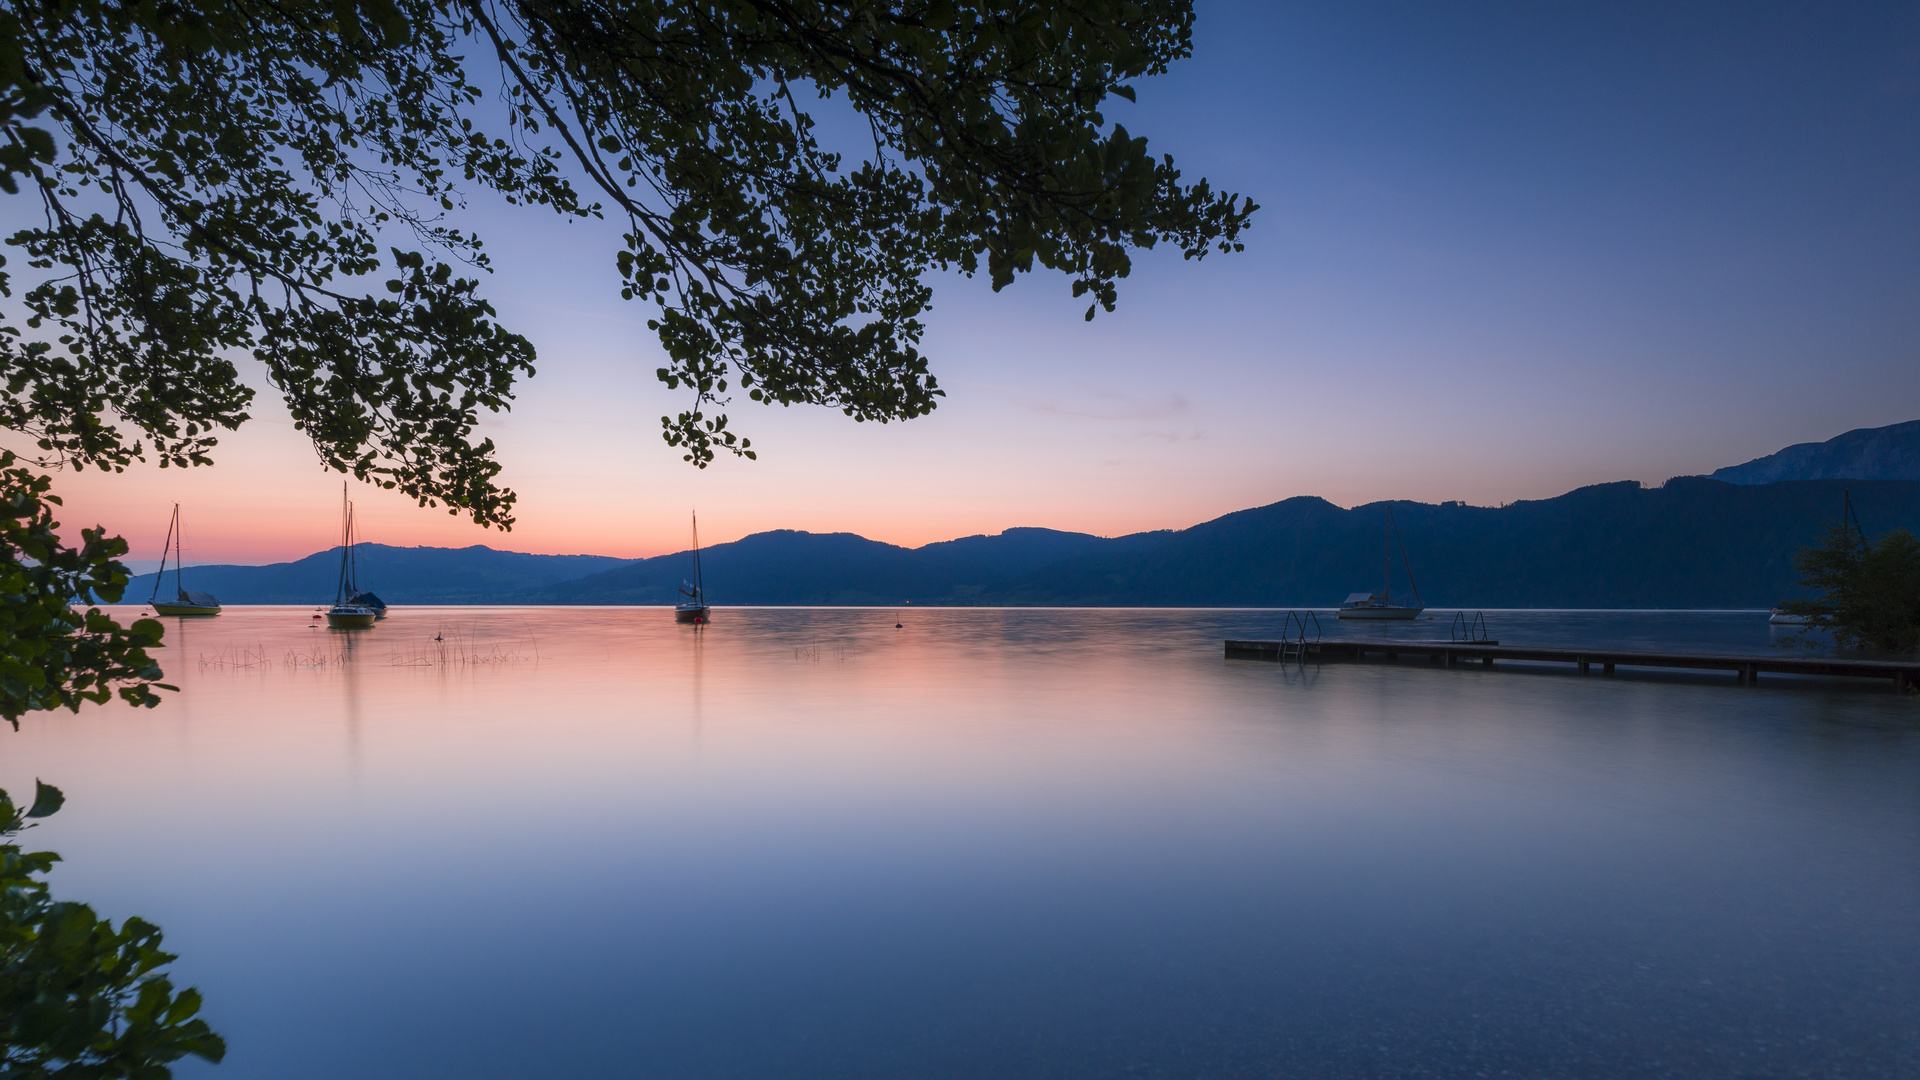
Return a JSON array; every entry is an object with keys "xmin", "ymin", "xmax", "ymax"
[{"xmin": 4, "ymin": 607, "xmax": 1918, "ymax": 1079}]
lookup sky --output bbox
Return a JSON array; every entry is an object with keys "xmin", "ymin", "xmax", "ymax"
[{"xmin": 32, "ymin": 0, "xmax": 1920, "ymax": 567}]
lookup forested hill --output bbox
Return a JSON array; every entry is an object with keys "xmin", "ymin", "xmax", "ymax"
[
  {"xmin": 525, "ymin": 477, "xmax": 1919, "ymax": 608},
  {"xmin": 125, "ymin": 545, "xmax": 632, "ymax": 605},
  {"xmin": 977, "ymin": 478, "xmax": 1920, "ymax": 608},
  {"xmin": 530, "ymin": 527, "xmax": 1171, "ymax": 606},
  {"xmin": 126, "ymin": 479, "xmax": 1920, "ymax": 609}
]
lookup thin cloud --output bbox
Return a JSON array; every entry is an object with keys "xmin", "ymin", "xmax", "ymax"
[{"xmin": 1015, "ymin": 387, "xmax": 1193, "ymax": 423}]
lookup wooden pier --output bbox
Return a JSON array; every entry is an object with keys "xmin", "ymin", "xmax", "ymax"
[{"xmin": 1225, "ymin": 639, "xmax": 1920, "ymax": 691}]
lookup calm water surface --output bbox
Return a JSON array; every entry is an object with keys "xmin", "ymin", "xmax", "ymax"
[{"xmin": 4, "ymin": 607, "xmax": 1917, "ymax": 1079}]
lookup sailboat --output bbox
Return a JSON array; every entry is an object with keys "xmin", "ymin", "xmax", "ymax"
[
  {"xmin": 325, "ymin": 484, "xmax": 378, "ymax": 629},
  {"xmin": 148, "ymin": 503, "xmax": 221, "ymax": 616},
  {"xmin": 1337, "ymin": 504, "xmax": 1425, "ymax": 620},
  {"xmin": 674, "ymin": 512, "xmax": 711, "ymax": 624}
]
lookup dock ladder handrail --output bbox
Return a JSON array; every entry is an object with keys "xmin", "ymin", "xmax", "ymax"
[
  {"xmin": 1278, "ymin": 610, "xmax": 1323, "ymax": 662},
  {"xmin": 1450, "ymin": 610, "xmax": 1491, "ymax": 643}
]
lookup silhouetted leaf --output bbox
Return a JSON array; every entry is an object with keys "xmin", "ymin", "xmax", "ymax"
[
  {"xmin": 25, "ymin": 780, "xmax": 63, "ymax": 818},
  {"xmin": 0, "ymin": 1, "xmax": 1250, "ymax": 481}
]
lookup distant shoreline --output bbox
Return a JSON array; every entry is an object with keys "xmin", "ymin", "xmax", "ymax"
[
  {"xmin": 121, "ymin": 478, "xmax": 1920, "ymax": 609},
  {"xmin": 104, "ymin": 603, "xmax": 1784, "ymax": 613}
]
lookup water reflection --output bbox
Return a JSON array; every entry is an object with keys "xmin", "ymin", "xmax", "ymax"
[
  {"xmin": 341, "ymin": 628, "xmax": 363, "ymax": 776},
  {"xmin": 2, "ymin": 607, "xmax": 1915, "ymax": 1080}
]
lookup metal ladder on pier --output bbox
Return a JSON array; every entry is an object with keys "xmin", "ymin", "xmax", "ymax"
[
  {"xmin": 1279, "ymin": 610, "xmax": 1323, "ymax": 662},
  {"xmin": 1450, "ymin": 611, "xmax": 1491, "ymax": 643}
]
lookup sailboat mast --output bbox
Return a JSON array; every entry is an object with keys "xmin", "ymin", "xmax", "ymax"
[
  {"xmin": 692, "ymin": 512, "xmax": 705, "ymax": 602},
  {"xmin": 151, "ymin": 505, "xmax": 178, "ymax": 604},
  {"xmin": 335, "ymin": 482, "xmax": 351, "ymax": 605},
  {"xmin": 348, "ymin": 502, "xmax": 357, "ymax": 595},
  {"xmin": 1383, "ymin": 506, "xmax": 1392, "ymax": 604},
  {"xmin": 1395, "ymin": 509, "xmax": 1423, "ymax": 608},
  {"xmin": 173, "ymin": 504, "xmax": 186, "ymax": 598}
]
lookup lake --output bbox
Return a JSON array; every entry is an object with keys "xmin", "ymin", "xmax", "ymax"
[{"xmin": 5, "ymin": 607, "xmax": 1917, "ymax": 1079}]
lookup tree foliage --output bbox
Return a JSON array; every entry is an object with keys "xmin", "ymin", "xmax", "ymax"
[
  {"xmin": 0, "ymin": 10, "xmax": 1252, "ymax": 1071},
  {"xmin": 1, "ymin": 0, "xmax": 1254, "ymax": 516},
  {"xmin": 1, "ymin": 450, "xmax": 171, "ymax": 729},
  {"xmin": 1781, "ymin": 522, "xmax": 1920, "ymax": 654},
  {"xmin": 1, "ymin": 782, "xmax": 226, "ymax": 1078}
]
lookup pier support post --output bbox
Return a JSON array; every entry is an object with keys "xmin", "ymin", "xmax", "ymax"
[
  {"xmin": 1578, "ymin": 659, "xmax": 1590, "ymax": 675},
  {"xmin": 1482, "ymin": 657, "xmax": 1493, "ymax": 667},
  {"xmin": 1603, "ymin": 663, "xmax": 1615, "ymax": 676}
]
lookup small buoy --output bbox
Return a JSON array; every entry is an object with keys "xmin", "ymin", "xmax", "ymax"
[
  {"xmin": 694, "ymin": 616, "xmax": 704, "ymax": 625},
  {"xmin": 895, "ymin": 622, "xmax": 904, "ymax": 629}
]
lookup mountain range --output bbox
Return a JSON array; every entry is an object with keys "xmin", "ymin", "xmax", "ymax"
[
  {"xmin": 125, "ymin": 422, "xmax": 1920, "ymax": 609},
  {"xmin": 1711, "ymin": 419, "xmax": 1920, "ymax": 484},
  {"xmin": 128, "ymin": 478, "xmax": 1920, "ymax": 610},
  {"xmin": 127, "ymin": 544, "xmax": 628, "ymax": 605}
]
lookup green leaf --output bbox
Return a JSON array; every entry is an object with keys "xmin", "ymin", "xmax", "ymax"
[{"xmin": 26, "ymin": 780, "xmax": 64, "ymax": 819}]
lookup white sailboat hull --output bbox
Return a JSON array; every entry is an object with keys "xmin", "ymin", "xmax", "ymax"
[
  {"xmin": 153, "ymin": 601, "xmax": 221, "ymax": 616},
  {"xmin": 326, "ymin": 606, "xmax": 377, "ymax": 629},
  {"xmin": 1337, "ymin": 606, "xmax": 1425, "ymax": 620}
]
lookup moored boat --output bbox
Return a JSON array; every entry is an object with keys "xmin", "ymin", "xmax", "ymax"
[
  {"xmin": 674, "ymin": 512, "xmax": 711, "ymax": 624},
  {"xmin": 1338, "ymin": 591, "xmax": 1424, "ymax": 620},
  {"xmin": 148, "ymin": 504, "xmax": 221, "ymax": 616},
  {"xmin": 326, "ymin": 604, "xmax": 378, "ymax": 629},
  {"xmin": 154, "ymin": 591, "xmax": 223, "ymax": 617},
  {"xmin": 1768, "ymin": 606, "xmax": 1810, "ymax": 625},
  {"xmin": 324, "ymin": 484, "xmax": 377, "ymax": 629},
  {"xmin": 1337, "ymin": 503, "xmax": 1425, "ymax": 620}
]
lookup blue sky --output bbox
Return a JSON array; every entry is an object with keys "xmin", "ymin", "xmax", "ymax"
[{"xmin": 52, "ymin": 0, "xmax": 1920, "ymax": 563}]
